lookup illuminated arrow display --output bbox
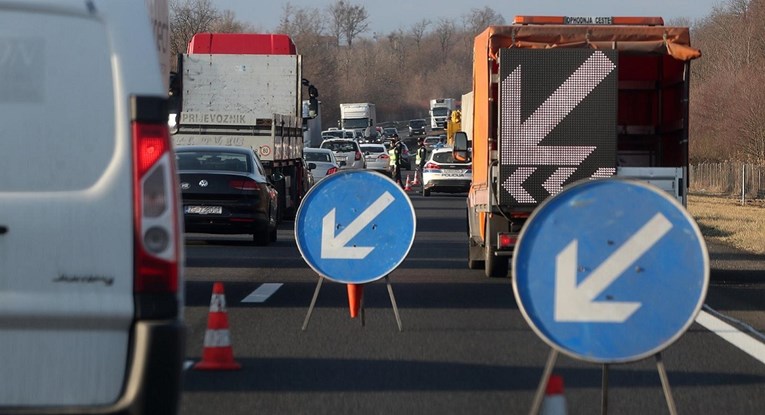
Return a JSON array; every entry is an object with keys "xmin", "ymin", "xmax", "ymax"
[{"xmin": 499, "ymin": 49, "xmax": 618, "ymax": 205}]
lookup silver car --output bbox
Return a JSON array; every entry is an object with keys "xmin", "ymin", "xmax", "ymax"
[
  {"xmin": 304, "ymin": 147, "xmax": 340, "ymax": 181},
  {"xmin": 320, "ymin": 138, "xmax": 366, "ymax": 170},
  {"xmin": 360, "ymin": 143, "xmax": 391, "ymax": 176}
]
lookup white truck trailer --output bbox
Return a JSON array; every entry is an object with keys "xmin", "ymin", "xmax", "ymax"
[{"xmin": 172, "ymin": 33, "xmax": 318, "ymax": 218}]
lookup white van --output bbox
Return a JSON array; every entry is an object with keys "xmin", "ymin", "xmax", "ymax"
[{"xmin": 0, "ymin": 1, "xmax": 184, "ymax": 414}]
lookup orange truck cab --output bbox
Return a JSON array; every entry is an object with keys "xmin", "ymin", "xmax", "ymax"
[{"xmin": 454, "ymin": 16, "xmax": 701, "ymax": 277}]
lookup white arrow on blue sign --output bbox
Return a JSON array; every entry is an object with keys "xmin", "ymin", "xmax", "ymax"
[
  {"xmin": 512, "ymin": 179, "xmax": 709, "ymax": 363},
  {"xmin": 295, "ymin": 170, "xmax": 416, "ymax": 284}
]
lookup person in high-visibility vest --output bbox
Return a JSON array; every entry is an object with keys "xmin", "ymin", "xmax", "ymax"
[
  {"xmin": 388, "ymin": 134, "xmax": 403, "ymax": 186},
  {"xmin": 415, "ymin": 137, "xmax": 426, "ymax": 186}
]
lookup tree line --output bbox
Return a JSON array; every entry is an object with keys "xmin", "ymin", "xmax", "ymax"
[{"xmin": 170, "ymin": 0, "xmax": 764, "ymax": 164}]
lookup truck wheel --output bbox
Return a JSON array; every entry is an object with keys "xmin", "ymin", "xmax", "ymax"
[
  {"xmin": 484, "ymin": 222, "xmax": 509, "ymax": 278},
  {"xmin": 466, "ymin": 209, "xmax": 484, "ymax": 269},
  {"xmin": 467, "ymin": 244, "xmax": 483, "ymax": 269},
  {"xmin": 484, "ymin": 244, "xmax": 508, "ymax": 278}
]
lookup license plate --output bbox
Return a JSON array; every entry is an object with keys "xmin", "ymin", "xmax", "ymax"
[
  {"xmin": 336, "ymin": 156, "xmax": 347, "ymax": 161},
  {"xmin": 185, "ymin": 205, "xmax": 222, "ymax": 215},
  {"xmin": 442, "ymin": 173, "xmax": 465, "ymax": 178}
]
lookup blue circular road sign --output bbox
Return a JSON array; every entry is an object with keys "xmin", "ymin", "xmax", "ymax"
[
  {"xmin": 295, "ymin": 170, "xmax": 416, "ymax": 284},
  {"xmin": 512, "ymin": 179, "xmax": 709, "ymax": 363}
]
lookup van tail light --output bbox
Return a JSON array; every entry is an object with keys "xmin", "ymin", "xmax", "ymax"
[
  {"xmin": 355, "ymin": 150, "xmax": 362, "ymax": 161},
  {"xmin": 132, "ymin": 96, "xmax": 180, "ymax": 300},
  {"xmin": 229, "ymin": 179, "xmax": 259, "ymax": 191},
  {"xmin": 326, "ymin": 166, "xmax": 339, "ymax": 175}
]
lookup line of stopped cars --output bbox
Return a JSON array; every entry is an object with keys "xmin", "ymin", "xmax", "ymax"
[{"xmin": 175, "ymin": 134, "xmax": 471, "ymax": 244}]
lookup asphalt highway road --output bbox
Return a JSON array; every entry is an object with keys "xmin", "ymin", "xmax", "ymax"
[{"xmin": 178, "ymin": 180, "xmax": 765, "ymax": 415}]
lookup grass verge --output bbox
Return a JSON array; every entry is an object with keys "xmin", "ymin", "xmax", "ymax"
[{"xmin": 688, "ymin": 194, "xmax": 765, "ymax": 255}]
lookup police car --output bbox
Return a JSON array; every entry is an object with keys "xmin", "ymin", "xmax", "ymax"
[{"xmin": 421, "ymin": 147, "xmax": 472, "ymax": 196}]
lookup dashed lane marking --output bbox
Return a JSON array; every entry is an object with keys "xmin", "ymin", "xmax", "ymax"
[{"xmin": 241, "ymin": 283, "xmax": 284, "ymax": 303}]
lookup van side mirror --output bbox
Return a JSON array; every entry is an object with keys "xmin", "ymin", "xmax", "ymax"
[{"xmin": 453, "ymin": 131, "xmax": 469, "ymax": 162}]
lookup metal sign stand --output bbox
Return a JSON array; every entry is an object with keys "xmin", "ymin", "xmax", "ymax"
[
  {"xmin": 528, "ymin": 349, "xmax": 678, "ymax": 415},
  {"xmin": 301, "ymin": 275, "xmax": 403, "ymax": 332}
]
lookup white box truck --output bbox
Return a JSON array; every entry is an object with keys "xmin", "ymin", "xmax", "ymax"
[
  {"xmin": 429, "ymin": 98, "xmax": 456, "ymax": 130},
  {"xmin": 340, "ymin": 102, "xmax": 376, "ymax": 137}
]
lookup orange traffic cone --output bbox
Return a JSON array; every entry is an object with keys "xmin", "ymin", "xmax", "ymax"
[
  {"xmin": 194, "ymin": 282, "xmax": 241, "ymax": 370},
  {"xmin": 404, "ymin": 174, "xmax": 412, "ymax": 191},
  {"xmin": 347, "ymin": 284, "xmax": 363, "ymax": 318},
  {"xmin": 540, "ymin": 374, "xmax": 568, "ymax": 415}
]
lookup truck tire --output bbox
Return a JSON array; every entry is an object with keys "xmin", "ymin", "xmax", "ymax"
[
  {"xmin": 484, "ymin": 222, "xmax": 509, "ymax": 278},
  {"xmin": 467, "ymin": 243, "xmax": 483, "ymax": 269},
  {"xmin": 484, "ymin": 244, "xmax": 508, "ymax": 278},
  {"xmin": 466, "ymin": 213, "xmax": 483, "ymax": 269}
]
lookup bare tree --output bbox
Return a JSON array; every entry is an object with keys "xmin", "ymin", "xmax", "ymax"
[
  {"xmin": 410, "ymin": 19, "xmax": 431, "ymax": 51},
  {"xmin": 169, "ymin": 0, "xmax": 219, "ymax": 55},
  {"xmin": 327, "ymin": 0, "xmax": 369, "ymax": 47},
  {"xmin": 211, "ymin": 10, "xmax": 255, "ymax": 33},
  {"xmin": 462, "ymin": 6, "xmax": 505, "ymax": 35},
  {"xmin": 436, "ymin": 18, "xmax": 455, "ymax": 64},
  {"xmin": 277, "ymin": 3, "xmax": 326, "ymax": 39}
]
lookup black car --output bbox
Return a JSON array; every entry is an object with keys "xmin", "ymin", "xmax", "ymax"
[
  {"xmin": 176, "ymin": 145, "xmax": 280, "ymax": 245},
  {"xmin": 408, "ymin": 119, "xmax": 427, "ymax": 136}
]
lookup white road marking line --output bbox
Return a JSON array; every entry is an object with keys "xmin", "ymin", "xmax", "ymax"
[
  {"xmin": 696, "ymin": 310, "xmax": 765, "ymax": 365},
  {"xmin": 242, "ymin": 283, "xmax": 283, "ymax": 303}
]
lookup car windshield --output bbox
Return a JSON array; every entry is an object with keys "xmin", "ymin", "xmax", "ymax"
[
  {"xmin": 432, "ymin": 152, "xmax": 459, "ymax": 164},
  {"xmin": 361, "ymin": 145, "xmax": 385, "ymax": 154},
  {"xmin": 322, "ymin": 141, "xmax": 357, "ymax": 152},
  {"xmin": 177, "ymin": 152, "xmax": 250, "ymax": 172},
  {"xmin": 305, "ymin": 151, "xmax": 333, "ymax": 162},
  {"xmin": 410, "ymin": 120, "xmax": 426, "ymax": 127},
  {"xmin": 424, "ymin": 138, "xmax": 439, "ymax": 144},
  {"xmin": 323, "ymin": 130, "xmax": 345, "ymax": 138}
]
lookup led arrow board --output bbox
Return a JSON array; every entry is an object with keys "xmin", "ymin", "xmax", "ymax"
[
  {"xmin": 295, "ymin": 170, "xmax": 416, "ymax": 284},
  {"xmin": 499, "ymin": 48, "xmax": 618, "ymax": 208},
  {"xmin": 512, "ymin": 179, "xmax": 709, "ymax": 363}
]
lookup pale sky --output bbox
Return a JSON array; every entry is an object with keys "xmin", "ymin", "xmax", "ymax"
[{"xmin": 211, "ymin": 0, "xmax": 727, "ymax": 35}]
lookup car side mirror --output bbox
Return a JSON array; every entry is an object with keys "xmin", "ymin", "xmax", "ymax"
[
  {"xmin": 270, "ymin": 172, "xmax": 285, "ymax": 183},
  {"xmin": 307, "ymin": 162, "xmax": 317, "ymax": 170}
]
